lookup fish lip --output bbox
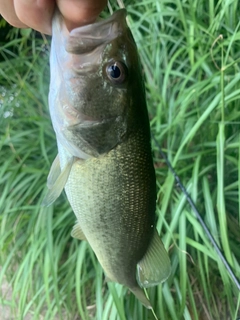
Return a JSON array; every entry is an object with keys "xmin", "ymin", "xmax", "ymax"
[
  {"xmin": 51, "ymin": 9, "xmax": 129, "ymax": 75},
  {"xmin": 69, "ymin": 8, "xmax": 127, "ymax": 34},
  {"xmin": 65, "ymin": 9, "xmax": 128, "ymax": 54}
]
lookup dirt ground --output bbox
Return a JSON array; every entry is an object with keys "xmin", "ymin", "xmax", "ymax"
[
  {"xmin": 0, "ymin": 274, "xmax": 32, "ymax": 320},
  {"xmin": 0, "ymin": 276, "xmax": 12, "ymax": 320}
]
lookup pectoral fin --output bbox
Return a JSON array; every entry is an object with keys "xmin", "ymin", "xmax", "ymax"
[
  {"xmin": 71, "ymin": 222, "xmax": 87, "ymax": 241},
  {"xmin": 137, "ymin": 230, "xmax": 171, "ymax": 288},
  {"xmin": 47, "ymin": 154, "xmax": 61, "ymax": 189},
  {"xmin": 42, "ymin": 156, "xmax": 75, "ymax": 207}
]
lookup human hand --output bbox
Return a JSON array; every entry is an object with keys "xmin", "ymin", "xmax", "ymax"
[{"xmin": 0, "ymin": 0, "xmax": 107, "ymax": 34}]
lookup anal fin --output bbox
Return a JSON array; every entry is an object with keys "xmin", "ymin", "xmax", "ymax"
[
  {"xmin": 71, "ymin": 222, "xmax": 87, "ymax": 241},
  {"xmin": 137, "ymin": 229, "xmax": 171, "ymax": 288}
]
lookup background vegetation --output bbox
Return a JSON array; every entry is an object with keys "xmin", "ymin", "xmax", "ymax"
[{"xmin": 0, "ymin": 0, "xmax": 240, "ymax": 319}]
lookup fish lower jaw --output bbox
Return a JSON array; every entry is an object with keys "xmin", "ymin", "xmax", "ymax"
[{"xmin": 69, "ymin": 116, "xmax": 117, "ymax": 128}]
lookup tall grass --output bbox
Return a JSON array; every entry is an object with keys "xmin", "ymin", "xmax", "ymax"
[{"xmin": 0, "ymin": 0, "xmax": 240, "ymax": 319}]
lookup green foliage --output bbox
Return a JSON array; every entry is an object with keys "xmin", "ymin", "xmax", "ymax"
[{"xmin": 0, "ymin": 0, "xmax": 240, "ymax": 319}]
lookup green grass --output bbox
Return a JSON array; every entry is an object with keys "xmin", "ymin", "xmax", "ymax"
[{"xmin": 0, "ymin": 0, "xmax": 240, "ymax": 319}]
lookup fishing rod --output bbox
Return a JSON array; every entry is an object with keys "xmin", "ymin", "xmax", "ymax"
[{"xmin": 152, "ymin": 135, "xmax": 240, "ymax": 291}]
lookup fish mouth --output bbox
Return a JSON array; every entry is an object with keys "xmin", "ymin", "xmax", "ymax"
[
  {"xmin": 61, "ymin": 104, "xmax": 116, "ymax": 127},
  {"xmin": 65, "ymin": 9, "xmax": 127, "ymax": 54},
  {"xmin": 69, "ymin": 116, "xmax": 118, "ymax": 129},
  {"xmin": 51, "ymin": 9, "xmax": 128, "ymax": 75}
]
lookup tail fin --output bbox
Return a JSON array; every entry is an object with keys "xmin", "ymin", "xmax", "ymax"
[
  {"xmin": 130, "ymin": 287, "xmax": 152, "ymax": 309},
  {"xmin": 137, "ymin": 229, "xmax": 171, "ymax": 287}
]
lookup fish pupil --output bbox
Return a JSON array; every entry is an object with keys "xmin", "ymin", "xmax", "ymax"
[
  {"xmin": 105, "ymin": 61, "xmax": 127, "ymax": 83},
  {"xmin": 109, "ymin": 65, "xmax": 121, "ymax": 79}
]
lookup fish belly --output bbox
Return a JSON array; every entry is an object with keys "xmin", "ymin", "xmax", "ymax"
[{"xmin": 63, "ymin": 130, "xmax": 156, "ymax": 288}]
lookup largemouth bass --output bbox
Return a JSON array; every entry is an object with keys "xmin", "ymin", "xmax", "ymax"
[{"xmin": 43, "ymin": 9, "xmax": 170, "ymax": 308}]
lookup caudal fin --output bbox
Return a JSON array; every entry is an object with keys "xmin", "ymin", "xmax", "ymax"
[
  {"xmin": 137, "ymin": 229, "xmax": 171, "ymax": 288},
  {"xmin": 130, "ymin": 287, "xmax": 152, "ymax": 309}
]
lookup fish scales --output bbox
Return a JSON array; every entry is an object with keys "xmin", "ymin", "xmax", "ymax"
[
  {"xmin": 44, "ymin": 8, "xmax": 171, "ymax": 308},
  {"xmin": 64, "ymin": 128, "xmax": 156, "ymax": 287}
]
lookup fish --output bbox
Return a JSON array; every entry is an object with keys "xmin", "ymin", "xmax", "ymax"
[{"xmin": 43, "ymin": 8, "xmax": 171, "ymax": 308}]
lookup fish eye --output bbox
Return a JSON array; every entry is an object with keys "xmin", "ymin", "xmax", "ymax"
[{"xmin": 106, "ymin": 61, "xmax": 128, "ymax": 84}]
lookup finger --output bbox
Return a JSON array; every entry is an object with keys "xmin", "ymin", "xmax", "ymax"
[
  {"xmin": 14, "ymin": 0, "xmax": 55, "ymax": 34},
  {"xmin": 57, "ymin": 0, "xmax": 108, "ymax": 31},
  {"xmin": 0, "ymin": 0, "xmax": 27, "ymax": 28}
]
